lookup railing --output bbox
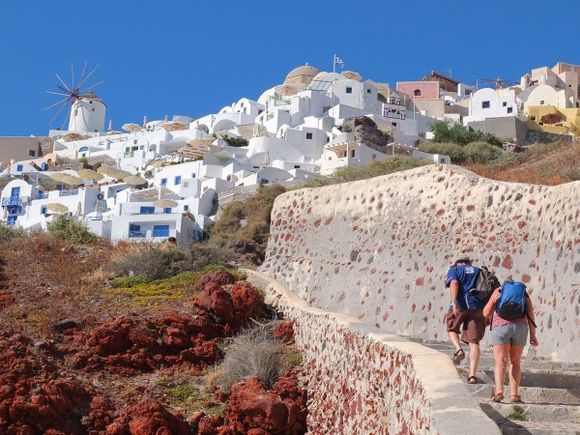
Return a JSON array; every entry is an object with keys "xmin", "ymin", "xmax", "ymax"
[
  {"xmin": 59, "ymin": 189, "xmax": 79, "ymax": 197},
  {"xmin": 128, "ymin": 230, "xmax": 147, "ymax": 238},
  {"xmin": 1, "ymin": 197, "xmax": 23, "ymax": 206},
  {"xmin": 152, "ymin": 228, "xmax": 170, "ymax": 238}
]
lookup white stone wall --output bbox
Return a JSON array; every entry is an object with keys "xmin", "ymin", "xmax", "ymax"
[
  {"xmin": 260, "ymin": 165, "xmax": 579, "ymax": 361},
  {"xmin": 246, "ymin": 270, "xmax": 499, "ymax": 435}
]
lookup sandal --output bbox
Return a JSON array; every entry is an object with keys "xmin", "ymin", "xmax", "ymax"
[
  {"xmin": 510, "ymin": 395, "xmax": 523, "ymax": 403},
  {"xmin": 491, "ymin": 390, "xmax": 504, "ymax": 402},
  {"xmin": 468, "ymin": 376, "xmax": 478, "ymax": 384},
  {"xmin": 452, "ymin": 349, "xmax": 465, "ymax": 365}
]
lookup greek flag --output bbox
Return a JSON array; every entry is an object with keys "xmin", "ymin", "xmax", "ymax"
[{"xmin": 333, "ymin": 54, "xmax": 344, "ymax": 65}]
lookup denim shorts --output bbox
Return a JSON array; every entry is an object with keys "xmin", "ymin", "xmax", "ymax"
[{"xmin": 490, "ymin": 323, "xmax": 529, "ymax": 346}]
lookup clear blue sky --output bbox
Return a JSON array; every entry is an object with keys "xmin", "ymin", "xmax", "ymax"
[{"xmin": 0, "ymin": 0, "xmax": 578, "ymax": 136}]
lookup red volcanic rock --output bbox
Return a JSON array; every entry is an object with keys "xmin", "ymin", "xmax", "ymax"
[
  {"xmin": 274, "ymin": 320, "xmax": 295, "ymax": 344},
  {"xmin": 105, "ymin": 400, "xmax": 192, "ymax": 435},
  {"xmin": 71, "ymin": 312, "xmax": 219, "ymax": 374},
  {"xmin": 0, "ymin": 291, "xmax": 14, "ymax": 309},
  {"xmin": 195, "ymin": 285, "xmax": 235, "ymax": 324},
  {"xmin": 216, "ymin": 371, "xmax": 307, "ymax": 434},
  {"xmin": 197, "ymin": 414, "xmax": 225, "ymax": 435},
  {"xmin": 195, "ymin": 269, "xmax": 237, "ymax": 291},
  {"xmin": 230, "ymin": 281, "xmax": 263, "ymax": 326}
]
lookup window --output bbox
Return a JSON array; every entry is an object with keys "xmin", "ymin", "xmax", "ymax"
[
  {"xmin": 367, "ymin": 89, "xmax": 372, "ymax": 94},
  {"xmin": 482, "ymin": 101, "xmax": 491, "ymax": 109},
  {"xmin": 346, "ymin": 87, "xmax": 353, "ymax": 94},
  {"xmin": 41, "ymin": 206, "xmax": 47, "ymax": 214},
  {"xmin": 392, "ymin": 122, "xmax": 397, "ymax": 127},
  {"xmin": 140, "ymin": 206, "xmax": 155, "ymax": 214},
  {"xmin": 133, "ymin": 139, "xmax": 138, "ymax": 144},
  {"xmin": 372, "ymin": 154, "xmax": 377, "ymax": 160},
  {"xmin": 191, "ymin": 173, "xmax": 196, "ymax": 178},
  {"xmin": 29, "ymin": 150, "xmax": 36, "ymax": 157},
  {"xmin": 502, "ymin": 102, "xmax": 507, "ymax": 107},
  {"xmin": 174, "ymin": 176, "xmax": 182, "ymax": 185},
  {"xmin": 16, "ymin": 164, "xmax": 23, "ymax": 172},
  {"xmin": 306, "ymin": 133, "xmax": 313, "ymax": 139},
  {"xmin": 507, "ymin": 107, "xmax": 513, "ymax": 114},
  {"xmin": 163, "ymin": 207, "xmax": 172, "ymax": 214},
  {"xmin": 326, "ymin": 136, "xmax": 330, "ymax": 143},
  {"xmin": 294, "ymin": 165, "xmax": 300, "ymax": 169},
  {"xmin": 350, "ymin": 149, "xmax": 355, "ymax": 158},
  {"xmin": 183, "ymin": 205, "xmax": 189, "ymax": 211},
  {"xmin": 160, "ymin": 178, "xmax": 167, "ymax": 187},
  {"xmin": 540, "ymin": 100, "xmax": 545, "ymax": 105},
  {"xmin": 413, "ymin": 89, "xmax": 422, "ymax": 97},
  {"xmin": 530, "ymin": 116, "xmax": 536, "ymax": 121}
]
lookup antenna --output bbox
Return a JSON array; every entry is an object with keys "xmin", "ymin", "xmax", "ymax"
[{"xmin": 43, "ymin": 60, "xmax": 104, "ymax": 129}]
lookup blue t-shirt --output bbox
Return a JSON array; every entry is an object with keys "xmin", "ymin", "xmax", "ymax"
[{"xmin": 445, "ymin": 264, "xmax": 482, "ymax": 310}]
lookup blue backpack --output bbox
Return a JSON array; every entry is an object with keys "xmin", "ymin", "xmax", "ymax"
[{"xmin": 496, "ymin": 280, "xmax": 527, "ymax": 320}]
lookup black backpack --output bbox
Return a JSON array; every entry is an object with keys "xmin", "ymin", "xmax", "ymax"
[{"xmin": 473, "ymin": 266, "xmax": 500, "ymax": 303}]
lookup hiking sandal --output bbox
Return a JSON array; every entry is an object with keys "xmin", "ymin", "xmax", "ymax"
[
  {"xmin": 467, "ymin": 376, "xmax": 478, "ymax": 384},
  {"xmin": 491, "ymin": 390, "xmax": 504, "ymax": 402},
  {"xmin": 510, "ymin": 395, "xmax": 523, "ymax": 403},
  {"xmin": 451, "ymin": 349, "xmax": 465, "ymax": 365}
]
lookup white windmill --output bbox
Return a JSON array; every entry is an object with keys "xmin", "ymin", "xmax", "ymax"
[{"xmin": 44, "ymin": 61, "xmax": 106, "ymax": 133}]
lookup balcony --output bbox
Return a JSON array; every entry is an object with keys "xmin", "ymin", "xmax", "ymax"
[
  {"xmin": 152, "ymin": 228, "xmax": 170, "ymax": 238},
  {"xmin": 128, "ymin": 230, "xmax": 147, "ymax": 238},
  {"xmin": 1, "ymin": 197, "xmax": 23, "ymax": 206},
  {"xmin": 59, "ymin": 189, "xmax": 79, "ymax": 197}
]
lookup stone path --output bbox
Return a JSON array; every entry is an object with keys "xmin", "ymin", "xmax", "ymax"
[{"xmin": 410, "ymin": 339, "xmax": 580, "ymax": 435}]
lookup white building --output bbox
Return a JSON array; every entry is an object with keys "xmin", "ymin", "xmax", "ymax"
[{"xmin": 463, "ymin": 88, "xmax": 518, "ymax": 124}]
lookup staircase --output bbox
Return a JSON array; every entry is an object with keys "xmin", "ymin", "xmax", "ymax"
[{"xmin": 410, "ymin": 339, "xmax": 580, "ymax": 434}]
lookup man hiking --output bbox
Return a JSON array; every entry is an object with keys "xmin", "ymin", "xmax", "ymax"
[{"xmin": 445, "ymin": 257, "xmax": 486, "ymax": 384}]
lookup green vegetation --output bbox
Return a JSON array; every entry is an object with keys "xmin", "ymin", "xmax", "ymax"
[
  {"xmin": 108, "ymin": 245, "xmax": 234, "ymax": 280},
  {"xmin": 47, "ymin": 215, "xmax": 98, "ymax": 244},
  {"xmin": 208, "ymin": 184, "xmax": 286, "ymax": 262},
  {"xmin": 431, "ymin": 121, "xmax": 502, "ymax": 146},
  {"xmin": 221, "ymin": 134, "xmax": 249, "ymax": 148},
  {"xmin": 463, "ymin": 141, "xmax": 504, "ymax": 164},
  {"xmin": 211, "ymin": 322, "xmax": 299, "ymax": 393},
  {"xmin": 506, "ymin": 405, "xmax": 526, "ymax": 421},
  {"xmin": 0, "ymin": 223, "xmax": 26, "ymax": 243},
  {"xmin": 418, "ymin": 141, "xmax": 466, "ymax": 163},
  {"xmin": 298, "ymin": 156, "xmax": 430, "ymax": 188},
  {"xmin": 160, "ymin": 377, "xmax": 225, "ymax": 415},
  {"xmin": 285, "ymin": 349, "xmax": 303, "ymax": 367},
  {"xmin": 107, "ymin": 271, "xmax": 203, "ymax": 304}
]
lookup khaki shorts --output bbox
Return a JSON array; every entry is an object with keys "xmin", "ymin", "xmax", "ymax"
[{"xmin": 446, "ymin": 309, "xmax": 485, "ymax": 344}]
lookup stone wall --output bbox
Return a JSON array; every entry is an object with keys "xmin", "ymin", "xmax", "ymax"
[
  {"xmin": 246, "ymin": 270, "xmax": 499, "ymax": 435},
  {"xmin": 260, "ymin": 165, "xmax": 579, "ymax": 361}
]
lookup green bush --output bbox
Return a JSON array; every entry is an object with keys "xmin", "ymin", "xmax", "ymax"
[
  {"xmin": 0, "ymin": 223, "xmax": 26, "ymax": 244},
  {"xmin": 221, "ymin": 134, "xmax": 248, "ymax": 148},
  {"xmin": 431, "ymin": 121, "xmax": 502, "ymax": 146},
  {"xmin": 47, "ymin": 215, "xmax": 98, "ymax": 244},
  {"xmin": 418, "ymin": 141, "xmax": 466, "ymax": 163},
  {"xmin": 463, "ymin": 141, "xmax": 504, "ymax": 164},
  {"xmin": 110, "ymin": 275, "xmax": 152, "ymax": 288}
]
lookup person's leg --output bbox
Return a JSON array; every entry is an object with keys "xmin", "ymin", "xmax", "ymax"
[
  {"xmin": 446, "ymin": 311, "xmax": 465, "ymax": 363},
  {"xmin": 448, "ymin": 330, "xmax": 462, "ymax": 351},
  {"xmin": 493, "ymin": 344, "xmax": 510, "ymax": 398},
  {"xmin": 469, "ymin": 342, "xmax": 480, "ymax": 378}
]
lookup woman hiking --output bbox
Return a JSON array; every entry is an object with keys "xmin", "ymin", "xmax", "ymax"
[{"xmin": 483, "ymin": 280, "xmax": 539, "ymax": 403}]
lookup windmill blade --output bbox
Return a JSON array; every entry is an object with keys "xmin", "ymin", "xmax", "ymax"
[
  {"xmin": 70, "ymin": 63, "xmax": 76, "ymax": 90},
  {"xmin": 43, "ymin": 97, "xmax": 68, "ymax": 111},
  {"xmin": 56, "ymin": 73, "xmax": 72, "ymax": 93},
  {"xmin": 48, "ymin": 100, "xmax": 69, "ymax": 125},
  {"xmin": 81, "ymin": 80, "xmax": 104, "ymax": 94},
  {"xmin": 45, "ymin": 90, "xmax": 69, "ymax": 97},
  {"xmin": 77, "ymin": 63, "xmax": 100, "ymax": 90},
  {"xmin": 61, "ymin": 106, "xmax": 71, "ymax": 130},
  {"xmin": 80, "ymin": 60, "xmax": 88, "ymax": 85}
]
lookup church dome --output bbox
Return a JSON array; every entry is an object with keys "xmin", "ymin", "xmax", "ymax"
[
  {"xmin": 342, "ymin": 70, "xmax": 362, "ymax": 81},
  {"xmin": 284, "ymin": 65, "xmax": 321, "ymax": 86}
]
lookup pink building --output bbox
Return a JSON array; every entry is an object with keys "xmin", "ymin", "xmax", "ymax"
[{"xmin": 396, "ymin": 81, "xmax": 440, "ymax": 100}]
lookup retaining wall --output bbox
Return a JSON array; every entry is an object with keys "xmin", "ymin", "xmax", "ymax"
[
  {"xmin": 260, "ymin": 165, "xmax": 579, "ymax": 361},
  {"xmin": 246, "ymin": 270, "xmax": 499, "ymax": 435}
]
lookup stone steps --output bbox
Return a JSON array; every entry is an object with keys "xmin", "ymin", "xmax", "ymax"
[{"xmin": 412, "ymin": 338, "xmax": 580, "ymax": 434}]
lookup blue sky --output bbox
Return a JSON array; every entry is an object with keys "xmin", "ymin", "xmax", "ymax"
[{"xmin": 0, "ymin": 0, "xmax": 578, "ymax": 135}]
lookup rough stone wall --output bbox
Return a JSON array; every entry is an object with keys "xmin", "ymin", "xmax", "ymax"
[
  {"xmin": 260, "ymin": 165, "xmax": 579, "ymax": 361},
  {"xmin": 246, "ymin": 270, "xmax": 499, "ymax": 435}
]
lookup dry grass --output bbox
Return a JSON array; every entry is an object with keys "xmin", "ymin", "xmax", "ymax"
[{"xmin": 465, "ymin": 142, "xmax": 580, "ymax": 185}]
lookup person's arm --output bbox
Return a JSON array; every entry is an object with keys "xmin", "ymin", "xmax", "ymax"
[
  {"xmin": 483, "ymin": 288, "xmax": 500, "ymax": 318},
  {"xmin": 449, "ymin": 280, "xmax": 460, "ymax": 316},
  {"xmin": 526, "ymin": 297, "xmax": 539, "ymax": 346}
]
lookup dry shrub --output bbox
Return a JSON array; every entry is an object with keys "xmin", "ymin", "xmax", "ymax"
[{"xmin": 211, "ymin": 322, "xmax": 289, "ymax": 393}]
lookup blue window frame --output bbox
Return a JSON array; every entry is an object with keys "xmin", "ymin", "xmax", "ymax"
[
  {"xmin": 174, "ymin": 176, "xmax": 182, "ymax": 185},
  {"xmin": 41, "ymin": 206, "xmax": 47, "ymax": 214},
  {"xmin": 7, "ymin": 216, "xmax": 16, "ymax": 225},
  {"xmin": 128, "ymin": 223, "xmax": 145, "ymax": 238},
  {"xmin": 163, "ymin": 207, "xmax": 171, "ymax": 214},
  {"xmin": 10, "ymin": 187, "xmax": 20, "ymax": 198},
  {"xmin": 16, "ymin": 164, "xmax": 23, "ymax": 172},
  {"xmin": 139, "ymin": 206, "xmax": 155, "ymax": 214},
  {"xmin": 160, "ymin": 178, "xmax": 167, "ymax": 187},
  {"xmin": 183, "ymin": 205, "xmax": 189, "ymax": 211},
  {"xmin": 153, "ymin": 225, "xmax": 170, "ymax": 238}
]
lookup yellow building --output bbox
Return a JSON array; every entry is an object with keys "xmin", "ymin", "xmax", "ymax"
[{"xmin": 527, "ymin": 105, "xmax": 580, "ymax": 136}]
